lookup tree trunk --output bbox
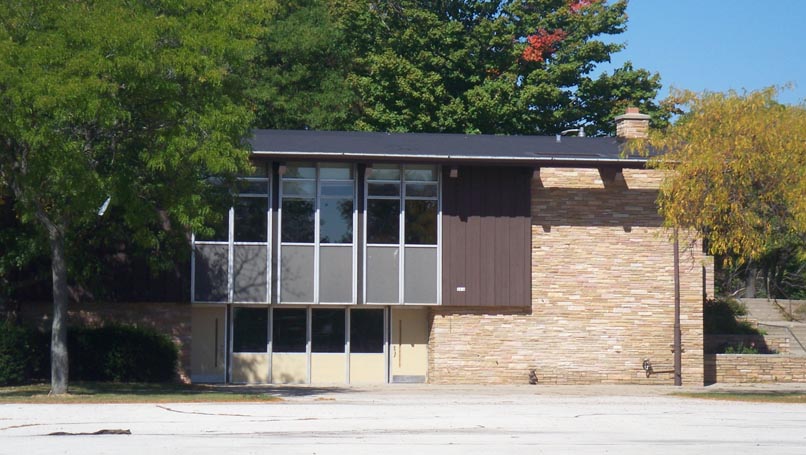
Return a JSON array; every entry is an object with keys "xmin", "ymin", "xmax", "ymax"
[
  {"xmin": 48, "ymin": 228, "xmax": 69, "ymax": 395},
  {"xmin": 744, "ymin": 263, "xmax": 757, "ymax": 299}
]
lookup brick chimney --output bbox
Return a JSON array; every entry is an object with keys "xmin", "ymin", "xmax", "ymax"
[{"xmin": 615, "ymin": 107, "xmax": 650, "ymax": 139}]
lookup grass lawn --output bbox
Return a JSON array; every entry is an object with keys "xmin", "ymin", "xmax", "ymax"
[
  {"xmin": 0, "ymin": 382, "xmax": 281, "ymax": 404},
  {"xmin": 675, "ymin": 391, "xmax": 806, "ymax": 404}
]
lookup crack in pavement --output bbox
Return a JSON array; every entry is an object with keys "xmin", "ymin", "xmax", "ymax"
[
  {"xmin": 156, "ymin": 405, "xmax": 254, "ymax": 417},
  {"xmin": 155, "ymin": 404, "xmax": 321, "ymax": 420},
  {"xmin": 47, "ymin": 429, "xmax": 131, "ymax": 436},
  {"xmin": 0, "ymin": 423, "xmax": 43, "ymax": 431}
]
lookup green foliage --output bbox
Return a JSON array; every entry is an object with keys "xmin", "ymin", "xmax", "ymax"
[
  {"xmin": 0, "ymin": 322, "xmax": 30, "ymax": 385},
  {"xmin": 633, "ymin": 88, "xmax": 806, "ymax": 265},
  {"xmin": 68, "ymin": 325, "xmax": 178, "ymax": 383},
  {"xmin": 716, "ymin": 251, "xmax": 806, "ymax": 300},
  {"xmin": 256, "ymin": 0, "xmax": 668, "ymax": 135},
  {"xmin": 252, "ymin": 0, "xmax": 354, "ymax": 130},
  {"xmin": 0, "ymin": 0, "xmax": 274, "ymax": 393},
  {"xmin": 0, "ymin": 323, "xmax": 178, "ymax": 384},
  {"xmin": 0, "ymin": 322, "xmax": 48, "ymax": 386},
  {"xmin": 703, "ymin": 298, "xmax": 761, "ymax": 335},
  {"xmin": 0, "ymin": 194, "xmax": 48, "ymax": 304},
  {"xmin": 723, "ymin": 344, "xmax": 761, "ymax": 355},
  {"xmin": 0, "ymin": 0, "xmax": 272, "ymax": 253}
]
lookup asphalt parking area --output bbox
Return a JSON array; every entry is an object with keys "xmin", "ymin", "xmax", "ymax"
[{"xmin": 2, "ymin": 384, "xmax": 805, "ymax": 454}]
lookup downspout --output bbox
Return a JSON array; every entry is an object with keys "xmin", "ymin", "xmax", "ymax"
[{"xmin": 673, "ymin": 227, "xmax": 682, "ymax": 386}]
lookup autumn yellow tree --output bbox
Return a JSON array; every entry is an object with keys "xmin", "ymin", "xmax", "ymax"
[{"xmin": 635, "ymin": 88, "xmax": 806, "ymax": 272}]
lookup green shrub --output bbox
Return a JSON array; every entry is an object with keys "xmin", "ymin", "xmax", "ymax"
[
  {"xmin": 704, "ymin": 298, "xmax": 761, "ymax": 335},
  {"xmin": 0, "ymin": 322, "xmax": 47, "ymax": 386},
  {"xmin": 0, "ymin": 322, "xmax": 28, "ymax": 385},
  {"xmin": 69, "ymin": 325, "xmax": 178, "ymax": 382},
  {"xmin": 1, "ymin": 323, "xmax": 177, "ymax": 384},
  {"xmin": 724, "ymin": 343, "xmax": 760, "ymax": 354}
]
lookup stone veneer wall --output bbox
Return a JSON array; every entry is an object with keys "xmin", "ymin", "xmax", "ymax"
[
  {"xmin": 429, "ymin": 168, "xmax": 712, "ymax": 385},
  {"xmin": 15, "ymin": 301, "xmax": 191, "ymax": 383},
  {"xmin": 705, "ymin": 354, "xmax": 806, "ymax": 383}
]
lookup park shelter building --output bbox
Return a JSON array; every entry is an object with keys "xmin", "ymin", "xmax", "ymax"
[{"xmin": 190, "ymin": 110, "xmax": 712, "ymax": 385}]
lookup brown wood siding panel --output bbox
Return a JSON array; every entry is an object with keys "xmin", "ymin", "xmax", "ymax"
[
  {"xmin": 520, "ymin": 169, "xmax": 532, "ymax": 306},
  {"xmin": 466, "ymin": 167, "xmax": 481, "ymax": 307},
  {"xmin": 489, "ymin": 168, "xmax": 505, "ymax": 307},
  {"xmin": 508, "ymin": 169, "xmax": 529, "ymax": 307},
  {"xmin": 442, "ymin": 166, "xmax": 464, "ymax": 306},
  {"xmin": 442, "ymin": 166, "xmax": 531, "ymax": 307},
  {"xmin": 480, "ymin": 168, "xmax": 497, "ymax": 306}
]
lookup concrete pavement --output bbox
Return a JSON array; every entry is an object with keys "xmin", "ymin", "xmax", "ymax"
[{"xmin": 2, "ymin": 385, "xmax": 806, "ymax": 454}]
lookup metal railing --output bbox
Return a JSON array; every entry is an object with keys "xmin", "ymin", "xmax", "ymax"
[{"xmin": 757, "ymin": 322, "xmax": 806, "ymax": 354}]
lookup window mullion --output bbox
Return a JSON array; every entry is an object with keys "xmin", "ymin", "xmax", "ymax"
[
  {"xmin": 228, "ymin": 206, "xmax": 234, "ymax": 303},
  {"xmin": 314, "ymin": 167, "xmax": 321, "ymax": 305},
  {"xmin": 399, "ymin": 170, "xmax": 405, "ymax": 305}
]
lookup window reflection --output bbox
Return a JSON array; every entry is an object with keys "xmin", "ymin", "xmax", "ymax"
[
  {"xmin": 272, "ymin": 309, "xmax": 307, "ymax": 353},
  {"xmin": 234, "ymin": 197, "xmax": 267, "ymax": 242},
  {"xmin": 320, "ymin": 198, "xmax": 353, "ymax": 244},
  {"xmin": 312, "ymin": 309, "xmax": 345, "ymax": 353},
  {"xmin": 282, "ymin": 198, "xmax": 315, "ymax": 243},
  {"xmin": 405, "ymin": 200, "xmax": 437, "ymax": 245},
  {"xmin": 350, "ymin": 309, "xmax": 384, "ymax": 353},
  {"xmin": 284, "ymin": 163, "xmax": 316, "ymax": 179},
  {"xmin": 233, "ymin": 308, "xmax": 268, "ymax": 353},
  {"xmin": 367, "ymin": 199, "xmax": 400, "ymax": 244}
]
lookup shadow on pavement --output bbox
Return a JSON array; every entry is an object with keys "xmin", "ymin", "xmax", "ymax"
[{"xmin": 204, "ymin": 384, "xmax": 352, "ymax": 398}]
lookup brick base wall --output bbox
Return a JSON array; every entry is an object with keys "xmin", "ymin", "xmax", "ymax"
[
  {"xmin": 428, "ymin": 168, "xmax": 710, "ymax": 385},
  {"xmin": 13, "ymin": 301, "xmax": 191, "ymax": 383},
  {"xmin": 705, "ymin": 354, "xmax": 806, "ymax": 383}
]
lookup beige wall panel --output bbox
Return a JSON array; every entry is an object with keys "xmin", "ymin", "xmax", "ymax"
[
  {"xmin": 311, "ymin": 354, "xmax": 347, "ymax": 383},
  {"xmin": 232, "ymin": 353, "xmax": 269, "ymax": 384},
  {"xmin": 349, "ymin": 354, "xmax": 386, "ymax": 384},
  {"xmin": 271, "ymin": 353, "xmax": 307, "ymax": 384},
  {"xmin": 191, "ymin": 306, "xmax": 226, "ymax": 382},
  {"xmin": 391, "ymin": 308, "xmax": 429, "ymax": 379}
]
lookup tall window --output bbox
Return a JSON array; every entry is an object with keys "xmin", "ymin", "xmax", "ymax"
[
  {"xmin": 193, "ymin": 163, "xmax": 270, "ymax": 303},
  {"xmin": 365, "ymin": 164, "xmax": 439, "ymax": 304},
  {"xmin": 279, "ymin": 163, "xmax": 355, "ymax": 303}
]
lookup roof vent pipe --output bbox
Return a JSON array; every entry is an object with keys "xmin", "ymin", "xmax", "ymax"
[{"xmin": 560, "ymin": 126, "xmax": 585, "ymax": 137}]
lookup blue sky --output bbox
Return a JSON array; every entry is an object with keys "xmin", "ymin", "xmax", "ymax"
[{"xmin": 600, "ymin": 1, "xmax": 806, "ymax": 105}]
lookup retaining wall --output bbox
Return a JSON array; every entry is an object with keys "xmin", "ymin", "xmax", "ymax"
[{"xmin": 705, "ymin": 354, "xmax": 806, "ymax": 384}]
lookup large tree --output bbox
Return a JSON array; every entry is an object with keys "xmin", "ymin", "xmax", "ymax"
[
  {"xmin": 252, "ymin": 0, "xmax": 354, "ymax": 130},
  {"xmin": 256, "ymin": 0, "xmax": 669, "ymax": 135},
  {"xmin": 634, "ymin": 88, "xmax": 806, "ymax": 293},
  {"xmin": 0, "ymin": 0, "xmax": 273, "ymax": 394}
]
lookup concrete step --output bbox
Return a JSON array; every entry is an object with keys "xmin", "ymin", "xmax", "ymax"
[
  {"xmin": 790, "ymin": 326, "xmax": 806, "ymax": 354},
  {"xmin": 738, "ymin": 299, "xmax": 806, "ymax": 356},
  {"xmin": 740, "ymin": 298, "xmax": 788, "ymax": 323}
]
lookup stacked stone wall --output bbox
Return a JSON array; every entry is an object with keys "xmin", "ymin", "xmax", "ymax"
[
  {"xmin": 429, "ymin": 168, "xmax": 711, "ymax": 385},
  {"xmin": 705, "ymin": 354, "xmax": 806, "ymax": 383}
]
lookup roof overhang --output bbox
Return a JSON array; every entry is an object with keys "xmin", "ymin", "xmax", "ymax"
[{"xmin": 247, "ymin": 130, "xmax": 650, "ymax": 169}]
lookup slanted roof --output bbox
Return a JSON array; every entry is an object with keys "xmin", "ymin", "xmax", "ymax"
[{"xmin": 249, "ymin": 129, "xmax": 648, "ymax": 168}]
